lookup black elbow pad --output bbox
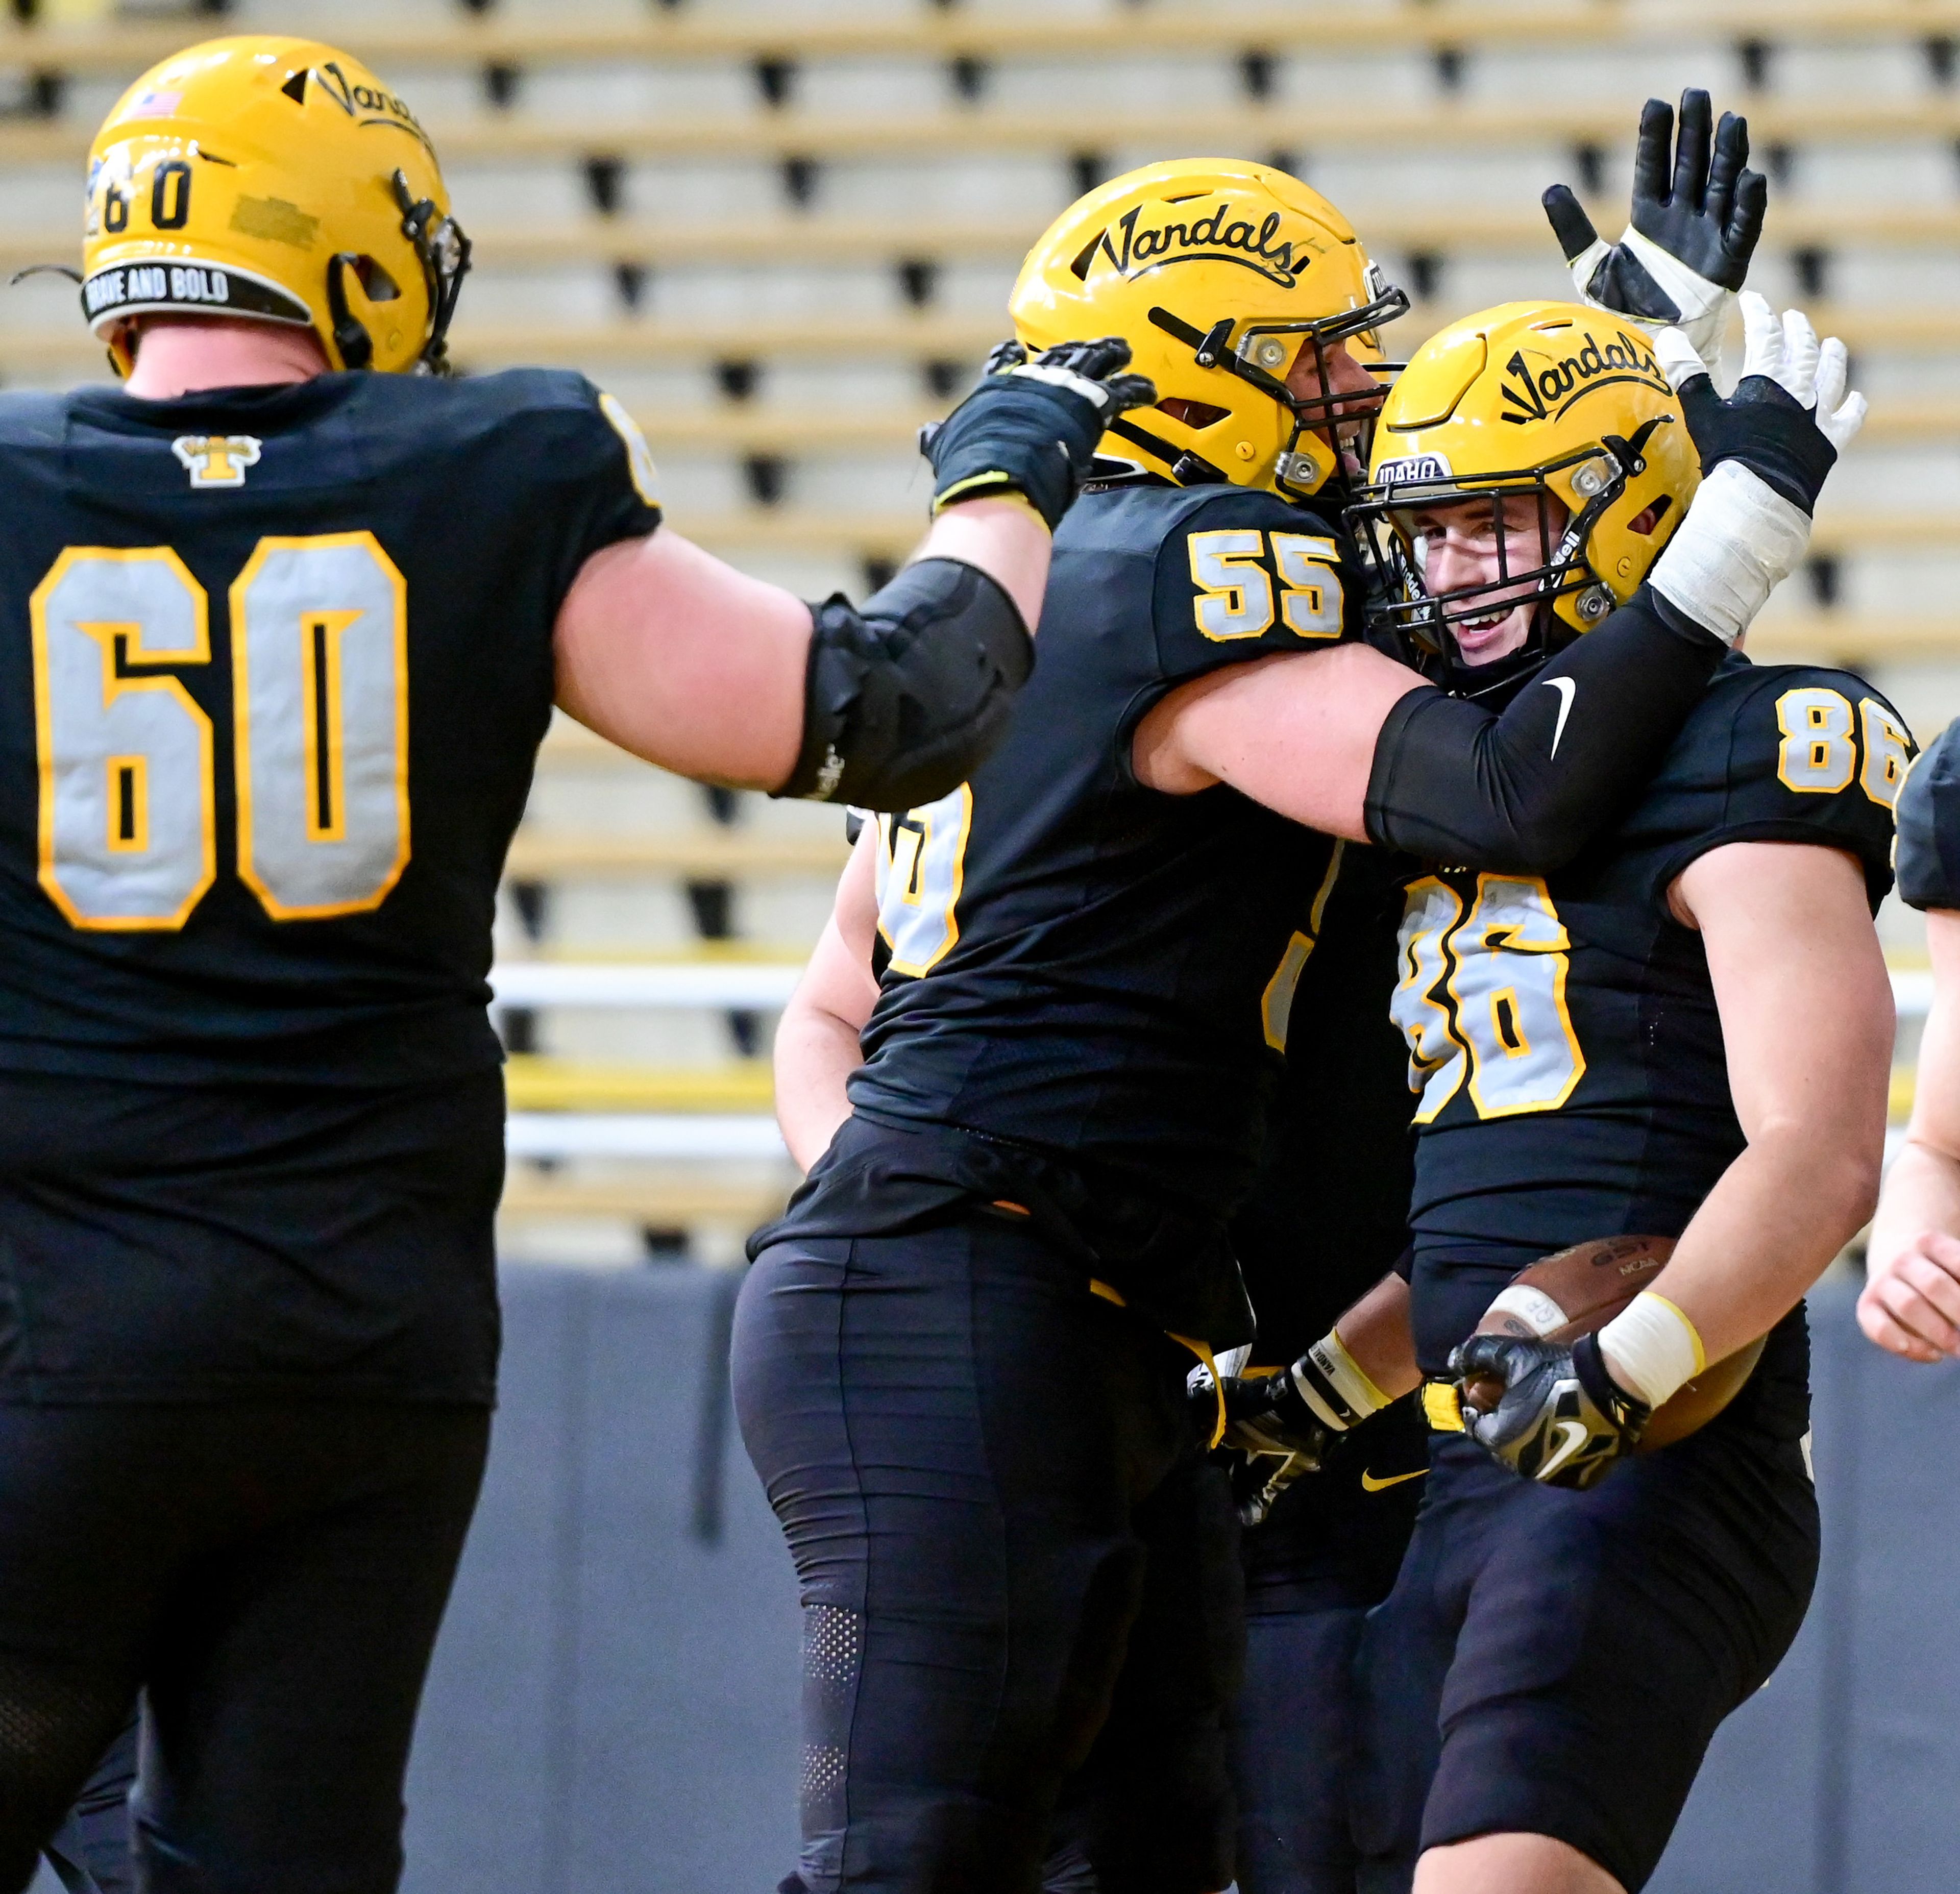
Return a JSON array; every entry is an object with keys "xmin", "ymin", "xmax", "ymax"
[{"xmin": 774, "ymin": 558, "xmax": 1033, "ymax": 811}]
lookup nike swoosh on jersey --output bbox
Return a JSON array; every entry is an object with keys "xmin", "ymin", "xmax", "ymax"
[
  {"xmin": 1542, "ymin": 676, "xmax": 1577, "ymax": 759},
  {"xmin": 1359, "ymin": 1467, "xmax": 1428, "ymax": 1493}
]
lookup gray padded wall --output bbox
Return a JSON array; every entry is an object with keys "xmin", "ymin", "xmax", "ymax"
[
  {"xmin": 403, "ymin": 1271, "xmax": 1960, "ymax": 1894},
  {"xmin": 1652, "ymin": 1283, "xmax": 1960, "ymax": 1894},
  {"xmin": 402, "ymin": 1264, "xmax": 799, "ymax": 1894}
]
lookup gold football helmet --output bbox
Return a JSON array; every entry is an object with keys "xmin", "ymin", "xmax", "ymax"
[
  {"xmin": 1008, "ymin": 158, "xmax": 1407, "ymax": 502},
  {"xmin": 81, "ymin": 36, "xmax": 470, "ymax": 378},
  {"xmin": 1349, "ymin": 300, "xmax": 1700, "ymax": 679}
]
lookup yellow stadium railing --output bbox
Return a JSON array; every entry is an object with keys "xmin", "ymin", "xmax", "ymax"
[
  {"xmin": 504, "ymin": 1055, "xmax": 774, "ymax": 1113},
  {"xmin": 503, "ymin": 830, "xmax": 848, "ymax": 879}
]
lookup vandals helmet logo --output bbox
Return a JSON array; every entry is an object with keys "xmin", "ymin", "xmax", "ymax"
[
  {"xmin": 1010, "ymin": 159, "xmax": 1406, "ymax": 504},
  {"xmin": 1089, "ymin": 203, "xmax": 1316, "ymax": 289},
  {"xmin": 1500, "ymin": 329, "xmax": 1671, "ymax": 426}
]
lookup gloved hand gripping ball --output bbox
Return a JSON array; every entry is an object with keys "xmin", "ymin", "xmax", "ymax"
[
  {"xmin": 1450, "ymin": 1331, "xmax": 1651, "ymax": 1490},
  {"xmin": 919, "ymin": 336, "xmax": 1157, "ymax": 531}
]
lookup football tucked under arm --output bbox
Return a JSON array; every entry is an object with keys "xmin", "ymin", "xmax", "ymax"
[
  {"xmin": 1460, "ymin": 1239, "xmax": 1763, "ymax": 1437},
  {"xmin": 1449, "ymin": 1236, "xmax": 1768, "ymax": 1489}
]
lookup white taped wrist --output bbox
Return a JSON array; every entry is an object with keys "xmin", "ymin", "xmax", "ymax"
[
  {"xmin": 1597, "ymin": 1291, "xmax": 1706, "ymax": 1409},
  {"xmin": 1649, "ymin": 461, "xmax": 1811, "ymax": 646},
  {"xmin": 1291, "ymin": 1330, "xmax": 1392, "ymax": 1433}
]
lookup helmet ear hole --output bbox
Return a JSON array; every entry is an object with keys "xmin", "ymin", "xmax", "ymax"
[
  {"xmin": 1626, "ymin": 496, "xmax": 1671, "ymax": 536},
  {"xmin": 352, "ymin": 256, "xmax": 400, "ymax": 302},
  {"xmin": 325, "ymin": 252, "xmax": 374, "ymax": 370},
  {"xmin": 1157, "ymin": 398, "xmax": 1229, "ymax": 430}
]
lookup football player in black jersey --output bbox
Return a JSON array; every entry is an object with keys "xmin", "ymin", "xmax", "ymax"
[
  {"xmin": 1207, "ymin": 104, "xmax": 1796, "ymax": 1894},
  {"xmin": 748, "ymin": 113, "xmax": 1859, "ymax": 1888},
  {"xmin": 1237, "ymin": 298, "xmax": 1899, "ymax": 1894},
  {"xmin": 0, "ymin": 34, "xmax": 1160, "ymax": 1894},
  {"xmin": 1860, "ymin": 728, "xmax": 1960, "ymax": 1361}
]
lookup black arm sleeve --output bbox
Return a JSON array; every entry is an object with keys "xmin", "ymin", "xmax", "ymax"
[
  {"xmin": 774, "ymin": 557, "xmax": 1034, "ymax": 811},
  {"xmin": 1363, "ymin": 585, "xmax": 1724, "ymax": 871}
]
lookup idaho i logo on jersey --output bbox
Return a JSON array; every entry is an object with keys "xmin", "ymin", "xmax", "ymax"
[{"xmin": 172, "ymin": 434, "xmax": 261, "ymax": 488}]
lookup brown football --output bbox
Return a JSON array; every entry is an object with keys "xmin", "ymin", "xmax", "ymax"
[{"xmin": 1466, "ymin": 1235, "xmax": 1766, "ymax": 1451}]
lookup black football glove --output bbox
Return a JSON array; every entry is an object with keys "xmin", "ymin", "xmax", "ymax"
[
  {"xmin": 1191, "ymin": 1366, "xmax": 1337, "ymax": 1527},
  {"xmin": 1544, "ymin": 89, "xmax": 1766, "ymax": 375},
  {"xmin": 1449, "ymin": 1331, "xmax": 1650, "ymax": 1490},
  {"xmin": 918, "ymin": 336, "xmax": 1157, "ymax": 532}
]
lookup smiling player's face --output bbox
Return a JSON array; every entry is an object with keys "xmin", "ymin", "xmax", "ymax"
[
  {"xmin": 1286, "ymin": 337, "xmax": 1382, "ymax": 476},
  {"xmin": 1407, "ymin": 493, "xmax": 1570, "ymax": 668}
]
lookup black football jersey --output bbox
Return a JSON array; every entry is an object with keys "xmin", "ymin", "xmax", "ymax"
[
  {"xmin": 1394, "ymin": 655, "xmax": 1910, "ymax": 1251},
  {"xmin": 1895, "ymin": 716, "xmax": 1960, "ymax": 910},
  {"xmin": 0, "ymin": 368, "xmax": 658, "ymax": 1087},
  {"xmin": 1228, "ymin": 839, "xmax": 1414, "ymax": 1367},
  {"xmin": 844, "ymin": 479, "xmax": 1359, "ymax": 1225}
]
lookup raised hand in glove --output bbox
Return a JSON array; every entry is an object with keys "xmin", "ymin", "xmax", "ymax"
[
  {"xmin": 1656, "ymin": 290, "xmax": 1866, "ymax": 509},
  {"xmin": 919, "ymin": 336, "xmax": 1158, "ymax": 532},
  {"xmin": 1544, "ymin": 89, "xmax": 1767, "ymax": 377},
  {"xmin": 1450, "ymin": 1331, "xmax": 1650, "ymax": 1490},
  {"xmin": 1647, "ymin": 292, "xmax": 1864, "ymax": 647}
]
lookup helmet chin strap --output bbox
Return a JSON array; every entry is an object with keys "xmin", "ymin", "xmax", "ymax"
[{"xmin": 1443, "ymin": 608, "xmax": 1564, "ymax": 705}]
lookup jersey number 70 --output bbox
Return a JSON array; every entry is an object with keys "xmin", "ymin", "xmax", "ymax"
[{"xmin": 32, "ymin": 535, "xmax": 409, "ymax": 930}]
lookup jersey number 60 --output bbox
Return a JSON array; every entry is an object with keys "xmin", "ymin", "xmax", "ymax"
[{"xmin": 32, "ymin": 535, "xmax": 409, "ymax": 931}]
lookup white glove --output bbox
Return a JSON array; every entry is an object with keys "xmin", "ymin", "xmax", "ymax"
[{"xmin": 1648, "ymin": 295, "xmax": 1863, "ymax": 645}]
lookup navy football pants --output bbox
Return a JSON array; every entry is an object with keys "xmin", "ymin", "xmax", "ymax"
[
  {"xmin": 1229, "ymin": 1398, "xmax": 1429, "ymax": 1894},
  {"xmin": 734, "ymin": 1210, "xmax": 1241, "ymax": 1894},
  {"xmin": 0, "ymin": 1402, "xmax": 486, "ymax": 1894},
  {"xmin": 1352, "ymin": 1424, "xmax": 1817, "ymax": 1894},
  {"xmin": 42, "ymin": 1713, "xmax": 138, "ymax": 1894}
]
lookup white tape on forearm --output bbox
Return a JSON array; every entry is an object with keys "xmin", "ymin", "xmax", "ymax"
[
  {"xmin": 1649, "ymin": 460, "xmax": 1811, "ymax": 646},
  {"xmin": 1291, "ymin": 1329, "xmax": 1393, "ymax": 1432},
  {"xmin": 1596, "ymin": 1290, "xmax": 1706, "ymax": 1409}
]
